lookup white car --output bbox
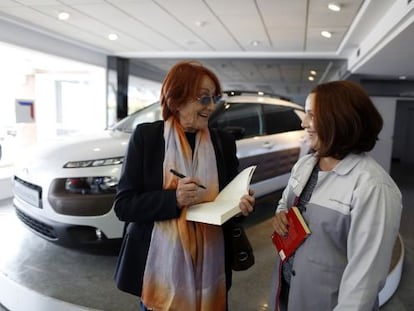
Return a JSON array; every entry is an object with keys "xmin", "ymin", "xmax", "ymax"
[{"xmin": 13, "ymin": 91, "xmax": 309, "ymax": 249}]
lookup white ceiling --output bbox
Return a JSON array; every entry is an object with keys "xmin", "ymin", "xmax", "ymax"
[{"xmin": 0, "ymin": 0, "xmax": 413, "ymax": 101}]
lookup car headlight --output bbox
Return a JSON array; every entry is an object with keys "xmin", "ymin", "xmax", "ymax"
[
  {"xmin": 65, "ymin": 176, "xmax": 118, "ymax": 194},
  {"xmin": 63, "ymin": 156, "xmax": 124, "ymax": 168}
]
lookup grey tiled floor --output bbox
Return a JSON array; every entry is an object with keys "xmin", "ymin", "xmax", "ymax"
[{"xmin": 0, "ymin": 161, "xmax": 413, "ymax": 310}]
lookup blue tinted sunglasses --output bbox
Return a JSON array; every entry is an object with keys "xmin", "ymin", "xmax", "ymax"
[{"xmin": 196, "ymin": 95, "xmax": 222, "ymax": 105}]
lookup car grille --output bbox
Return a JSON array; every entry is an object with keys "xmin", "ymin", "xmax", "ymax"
[
  {"xmin": 14, "ymin": 176, "xmax": 43, "ymax": 209},
  {"xmin": 15, "ymin": 208, "xmax": 57, "ymax": 240}
]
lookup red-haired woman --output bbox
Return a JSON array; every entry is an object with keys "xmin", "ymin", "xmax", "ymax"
[{"xmin": 113, "ymin": 61, "xmax": 255, "ymax": 311}]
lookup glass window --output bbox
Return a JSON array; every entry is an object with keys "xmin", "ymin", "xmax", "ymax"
[
  {"xmin": 127, "ymin": 75, "xmax": 161, "ymax": 115},
  {"xmin": 112, "ymin": 102, "xmax": 161, "ymax": 133},
  {"xmin": 210, "ymin": 103, "xmax": 262, "ymax": 139},
  {"xmin": 263, "ymin": 105, "xmax": 303, "ymax": 134}
]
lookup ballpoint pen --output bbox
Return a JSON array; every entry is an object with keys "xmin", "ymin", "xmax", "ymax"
[{"xmin": 169, "ymin": 169, "xmax": 207, "ymax": 189}]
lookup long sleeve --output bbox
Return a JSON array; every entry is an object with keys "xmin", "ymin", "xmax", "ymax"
[
  {"xmin": 334, "ymin": 182, "xmax": 402, "ymax": 310},
  {"xmin": 114, "ymin": 121, "xmax": 180, "ymax": 224}
]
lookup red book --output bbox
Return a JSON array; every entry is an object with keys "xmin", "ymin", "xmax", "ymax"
[{"xmin": 271, "ymin": 206, "xmax": 311, "ymax": 262}]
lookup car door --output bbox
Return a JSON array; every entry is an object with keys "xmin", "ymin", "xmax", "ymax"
[
  {"xmin": 210, "ymin": 101, "xmax": 306, "ymax": 198},
  {"xmin": 209, "ymin": 101, "xmax": 273, "ymax": 196},
  {"xmin": 252, "ymin": 104, "xmax": 307, "ymax": 196}
]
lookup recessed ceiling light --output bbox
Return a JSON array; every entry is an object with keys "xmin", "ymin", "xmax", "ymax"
[
  {"xmin": 108, "ymin": 33, "xmax": 118, "ymax": 41},
  {"xmin": 250, "ymin": 40, "xmax": 260, "ymax": 46},
  {"xmin": 58, "ymin": 12, "xmax": 70, "ymax": 20},
  {"xmin": 328, "ymin": 3, "xmax": 341, "ymax": 12},
  {"xmin": 308, "ymin": 76, "xmax": 315, "ymax": 81},
  {"xmin": 321, "ymin": 31, "xmax": 332, "ymax": 38},
  {"xmin": 399, "ymin": 75, "xmax": 407, "ymax": 80},
  {"xmin": 195, "ymin": 21, "xmax": 207, "ymax": 27},
  {"xmin": 310, "ymin": 70, "xmax": 317, "ymax": 75}
]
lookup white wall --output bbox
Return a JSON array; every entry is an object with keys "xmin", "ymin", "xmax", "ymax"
[{"xmin": 369, "ymin": 97, "xmax": 397, "ymax": 173}]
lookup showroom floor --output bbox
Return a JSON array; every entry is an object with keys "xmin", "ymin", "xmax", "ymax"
[{"xmin": 0, "ymin": 161, "xmax": 413, "ymax": 311}]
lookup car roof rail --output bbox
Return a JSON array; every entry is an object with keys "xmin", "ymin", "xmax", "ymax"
[{"xmin": 223, "ymin": 90, "xmax": 292, "ymax": 102}]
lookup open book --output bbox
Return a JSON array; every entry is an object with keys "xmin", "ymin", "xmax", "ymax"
[
  {"xmin": 186, "ymin": 166, "xmax": 256, "ymax": 225},
  {"xmin": 271, "ymin": 206, "xmax": 311, "ymax": 262}
]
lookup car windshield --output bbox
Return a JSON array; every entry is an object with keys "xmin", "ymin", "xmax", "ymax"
[{"xmin": 111, "ymin": 102, "xmax": 162, "ymax": 133}]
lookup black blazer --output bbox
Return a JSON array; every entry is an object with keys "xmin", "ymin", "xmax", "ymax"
[{"xmin": 113, "ymin": 120, "xmax": 239, "ymax": 297}]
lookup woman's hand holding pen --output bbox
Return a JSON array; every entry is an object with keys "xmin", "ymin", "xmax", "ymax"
[{"xmin": 176, "ymin": 176, "xmax": 203, "ymax": 208}]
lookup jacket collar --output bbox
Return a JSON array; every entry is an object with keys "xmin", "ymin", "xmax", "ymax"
[{"xmin": 291, "ymin": 153, "xmax": 364, "ymax": 196}]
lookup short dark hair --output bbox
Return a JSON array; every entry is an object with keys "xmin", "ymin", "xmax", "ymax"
[
  {"xmin": 160, "ymin": 60, "xmax": 222, "ymax": 120},
  {"xmin": 311, "ymin": 80, "xmax": 383, "ymax": 159}
]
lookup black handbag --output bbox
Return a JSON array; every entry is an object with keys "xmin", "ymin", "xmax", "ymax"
[
  {"xmin": 211, "ymin": 128, "xmax": 255, "ymax": 271},
  {"xmin": 231, "ymin": 222, "xmax": 255, "ymax": 271}
]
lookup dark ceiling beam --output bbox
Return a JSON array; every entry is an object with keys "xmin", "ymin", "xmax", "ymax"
[{"xmin": 348, "ymin": 75, "xmax": 414, "ymax": 97}]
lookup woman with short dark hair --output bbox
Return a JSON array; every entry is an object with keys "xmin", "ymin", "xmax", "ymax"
[
  {"xmin": 311, "ymin": 80, "xmax": 383, "ymax": 158},
  {"xmin": 271, "ymin": 80, "xmax": 402, "ymax": 311}
]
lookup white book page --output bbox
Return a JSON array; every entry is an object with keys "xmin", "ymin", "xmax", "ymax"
[{"xmin": 186, "ymin": 166, "xmax": 256, "ymax": 225}]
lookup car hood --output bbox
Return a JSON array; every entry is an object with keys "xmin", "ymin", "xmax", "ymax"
[{"xmin": 15, "ymin": 130, "xmax": 130, "ymax": 170}]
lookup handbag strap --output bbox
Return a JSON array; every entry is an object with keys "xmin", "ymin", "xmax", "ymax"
[{"xmin": 296, "ymin": 163, "xmax": 319, "ymax": 212}]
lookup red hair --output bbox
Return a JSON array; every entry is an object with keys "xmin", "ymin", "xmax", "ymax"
[{"xmin": 160, "ymin": 61, "xmax": 222, "ymax": 120}]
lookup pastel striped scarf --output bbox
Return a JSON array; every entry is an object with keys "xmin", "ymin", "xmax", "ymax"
[{"xmin": 141, "ymin": 118, "xmax": 226, "ymax": 310}]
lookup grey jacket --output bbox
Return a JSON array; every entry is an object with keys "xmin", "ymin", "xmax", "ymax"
[{"xmin": 270, "ymin": 153, "xmax": 402, "ymax": 311}]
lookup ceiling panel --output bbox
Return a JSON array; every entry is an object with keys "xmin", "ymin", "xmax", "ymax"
[
  {"xmin": 108, "ymin": 1, "xmax": 205, "ymax": 50},
  {"xmin": 0, "ymin": 0, "xmax": 412, "ymax": 101}
]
